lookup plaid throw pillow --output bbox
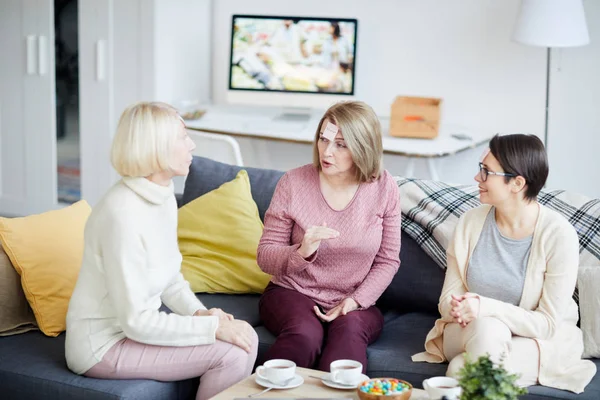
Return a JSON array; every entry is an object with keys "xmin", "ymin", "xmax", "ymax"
[{"xmin": 395, "ymin": 177, "xmax": 600, "ymax": 303}]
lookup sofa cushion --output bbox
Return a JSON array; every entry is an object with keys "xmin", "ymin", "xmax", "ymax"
[
  {"xmin": 196, "ymin": 293, "xmax": 262, "ymax": 327},
  {"xmin": 525, "ymin": 377, "xmax": 600, "ymax": 400},
  {"xmin": 254, "ymin": 325, "xmax": 277, "ymax": 365},
  {"xmin": 0, "ymin": 200, "xmax": 91, "ymax": 337},
  {"xmin": 0, "ymin": 242, "xmax": 38, "ymax": 336},
  {"xmin": 0, "ymin": 331, "xmax": 196, "ymax": 400},
  {"xmin": 377, "ymin": 231, "xmax": 445, "ymax": 315},
  {"xmin": 179, "ymin": 170, "xmax": 271, "ymax": 294},
  {"xmin": 578, "ymin": 265, "xmax": 600, "ymax": 358},
  {"xmin": 182, "ymin": 156, "xmax": 284, "ymax": 221},
  {"xmin": 367, "ymin": 312, "xmax": 447, "ymax": 383}
]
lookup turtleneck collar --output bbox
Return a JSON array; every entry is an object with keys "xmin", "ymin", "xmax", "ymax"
[{"xmin": 122, "ymin": 176, "xmax": 174, "ymax": 205}]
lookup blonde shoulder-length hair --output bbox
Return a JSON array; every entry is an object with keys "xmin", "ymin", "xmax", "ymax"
[
  {"xmin": 313, "ymin": 101, "xmax": 383, "ymax": 183},
  {"xmin": 110, "ymin": 101, "xmax": 183, "ymax": 177}
]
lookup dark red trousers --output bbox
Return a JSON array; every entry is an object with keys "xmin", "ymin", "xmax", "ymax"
[{"xmin": 258, "ymin": 283, "xmax": 383, "ymax": 373}]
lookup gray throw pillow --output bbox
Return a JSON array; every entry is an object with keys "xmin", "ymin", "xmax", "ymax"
[{"xmin": 182, "ymin": 156, "xmax": 284, "ymax": 221}]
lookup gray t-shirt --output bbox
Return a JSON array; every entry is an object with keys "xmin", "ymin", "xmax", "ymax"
[{"xmin": 466, "ymin": 208, "xmax": 533, "ymax": 306}]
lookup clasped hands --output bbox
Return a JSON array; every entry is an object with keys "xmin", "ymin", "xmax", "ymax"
[{"xmin": 450, "ymin": 293, "xmax": 480, "ymax": 327}]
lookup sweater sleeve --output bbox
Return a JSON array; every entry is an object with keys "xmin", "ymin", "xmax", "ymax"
[
  {"xmin": 257, "ymin": 173, "xmax": 316, "ymax": 277},
  {"xmin": 438, "ymin": 217, "xmax": 468, "ymax": 321},
  {"xmin": 101, "ymin": 217, "xmax": 218, "ymax": 346},
  {"xmin": 160, "ymin": 271, "xmax": 206, "ymax": 316},
  {"xmin": 351, "ymin": 176, "xmax": 402, "ymax": 308},
  {"xmin": 477, "ymin": 222, "xmax": 580, "ymax": 340}
]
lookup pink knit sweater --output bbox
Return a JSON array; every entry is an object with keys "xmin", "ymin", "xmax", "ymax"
[{"xmin": 257, "ymin": 164, "xmax": 401, "ymax": 310}]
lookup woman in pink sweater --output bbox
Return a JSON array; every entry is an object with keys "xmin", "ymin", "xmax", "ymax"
[{"xmin": 257, "ymin": 101, "xmax": 401, "ymax": 372}]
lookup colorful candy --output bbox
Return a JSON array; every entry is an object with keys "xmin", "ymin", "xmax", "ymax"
[{"xmin": 359, "ymin": 379, "xmax": 410, "ymax": 395}]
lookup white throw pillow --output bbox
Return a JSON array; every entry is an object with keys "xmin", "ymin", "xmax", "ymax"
[{"xmin": 578, "ymin": 266, "xmax": 600, "ymax": 358}]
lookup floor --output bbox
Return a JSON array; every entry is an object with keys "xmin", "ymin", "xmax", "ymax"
[{"xmin": 57, "ymin": 104, "xmax": 81, "ymax": 204}]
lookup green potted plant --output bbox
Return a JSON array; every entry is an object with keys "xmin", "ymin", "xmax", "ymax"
[{"xmin": 456, "ymin": 353, "xmax": 527, "ymax": 400}]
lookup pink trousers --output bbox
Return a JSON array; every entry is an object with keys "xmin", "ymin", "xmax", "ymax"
[{"xmin": 85, "ymin": 334, "xmax": 259, "ymax": 400}]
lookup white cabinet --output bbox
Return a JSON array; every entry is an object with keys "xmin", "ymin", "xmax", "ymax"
[
  {"xmin": 0, "ymin": 0, "xmax": 213, "ymax": 214},
  {"xmin": 0, "ymin": 0, "xmax": 58, "ymax": 216},
  {"xmin": 78, "ymin": 0, "xmax": 117, "ymax": 207},
  {"xmin": 78, "ymin": 0, "xmax": 159, "ymax": 206}
]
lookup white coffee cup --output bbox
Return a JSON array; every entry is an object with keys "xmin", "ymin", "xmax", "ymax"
[
  {"xmin": 422, "ymin": 377, "xmax": 462, "ymax": 400},
  {"xmin": 256, "ymin": 359, "xmax": 296, "ymax": 385},
  {"xmin": 330, "ymin": 359, "xmax": 363, "ymax": 385}
]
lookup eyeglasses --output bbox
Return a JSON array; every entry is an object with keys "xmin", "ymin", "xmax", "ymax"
[{"xmin": 478, "ymin": 162, "xmax": 516, "ymax": 182}]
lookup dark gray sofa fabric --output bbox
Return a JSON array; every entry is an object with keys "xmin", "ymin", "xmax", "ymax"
[
  {"xmin": 196, "ymin": 293, "xmax": 262, "ymax": 327},
  {"xmin": 0, "ymin": 332, "xmax": 196, "ymax": 400}
]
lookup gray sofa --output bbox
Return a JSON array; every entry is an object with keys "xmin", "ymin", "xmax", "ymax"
[{"xmin": 0, "ymin": 156, "xmax": 598, "ymax": 400}]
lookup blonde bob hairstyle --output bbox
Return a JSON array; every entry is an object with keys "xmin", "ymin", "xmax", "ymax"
[
  {"xmin": 111, "ymin": 101, "xmax": 183, "ymax": 177},
  {"xmin": 313, "ymin": 101, "xmax": 383, "ymax": 183}
]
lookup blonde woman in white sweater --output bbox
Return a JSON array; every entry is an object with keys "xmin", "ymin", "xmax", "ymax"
[
  {"xmin": 413, "ymin": 134, "xmax": 596, "ymax": 393},
  {"xmin": 65, "ymin": 102, "xmax": 258, "ymax": 400}
]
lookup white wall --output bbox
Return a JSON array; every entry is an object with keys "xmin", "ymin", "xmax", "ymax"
[
  {"xmin": 208, "ymin": 0, "xmax": 548, "ymax": 185},
  {"xmin": 154, "ymin": 0, "xmax": 212, "ymax": 104},
  {"xmin": 546, "ymin": 0, "xmax": 600, "ymax": 198}
]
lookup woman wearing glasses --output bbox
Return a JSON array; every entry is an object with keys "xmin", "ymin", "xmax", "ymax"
[{"xmin": 413, "ymin": 134, "xmax": 596, "ymax": 393}]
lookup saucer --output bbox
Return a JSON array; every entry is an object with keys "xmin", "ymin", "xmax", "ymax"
[
  {"xmin": 321, "ymin": 373, "xmax": 369, "ymax": 389},
  {"xmin": 255, "ymin": 374, "xmax": 304, "ymax": 389}
]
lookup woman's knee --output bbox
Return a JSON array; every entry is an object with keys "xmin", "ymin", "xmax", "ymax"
[
  {"xmin": 219, "ymin": 342, "xmax": 254, "ymax": 371},
  {"xmin": 467, "ymin": 317, "xmax": 511, "ymax": 338},
  {"xmin": 466, "ymin": 317, "xmax": 511, "ymax": 345},
  {"xmin": 290, "ymin": 327, "xmax": 324, "ymax": 353},
  {"xmin": 464, "ymin": 317, "xmax": 512, "ymax": 360},
  {"xmin": 328, "ymin": 310, "xmax": 383, "ymax": 342},
  {"xmin": 446, "ymin": 353, "xmax": 466, "ymax": 378}
]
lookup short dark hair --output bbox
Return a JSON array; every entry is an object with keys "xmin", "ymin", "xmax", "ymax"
[
  {"xmin": 488, "ymin": 133, "xmax": 548, "ymax": 202},
  {"xmin": 331, "ymin": 22, "xmax": 341, "ymax": 38}
]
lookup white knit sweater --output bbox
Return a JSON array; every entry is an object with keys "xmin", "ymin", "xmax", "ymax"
[{"xmin": 65, "ymin": 177, "xmax": 218, "ymax": 374}]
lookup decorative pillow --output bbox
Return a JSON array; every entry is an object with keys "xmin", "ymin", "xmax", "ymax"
[
  {"xmin": 578, "ymin": 266, "xmax": 600, "ymax": 358},
  {"xmin": 182, "ymin": 156, "xmax": 284, "ymax": 221},
  {"xmin": 0, "ymin": 242, "xmax": 38, "ymax": 336},
  {"xmin": 0, "ymin": 200, "xmax": 91, "ymax": 336},
  {"xmin": 178, "ymin": 170, "xmax": 271, "ymax": 294}
]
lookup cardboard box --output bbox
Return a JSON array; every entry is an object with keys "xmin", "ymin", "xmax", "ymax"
[{"xmin": 389, "ymin": 96, "xmax": 442, "ymax": 139}]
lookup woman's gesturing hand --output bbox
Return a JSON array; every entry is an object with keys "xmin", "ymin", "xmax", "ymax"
[{"xmin": 297, "ymin": 222, "xmax": 339, "ymax": 259}]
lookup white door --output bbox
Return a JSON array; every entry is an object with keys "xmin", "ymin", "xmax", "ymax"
[
  {"xmin": 78, "ymin": 0, "xmax": 157, "ymax": 206},
  {"xmin": 0, "ymin": 0, "xmax": 58, "ymax": 216},
  {"xmin": 78, "ymin": 0, "xmax": 118, "ymax": 207}
]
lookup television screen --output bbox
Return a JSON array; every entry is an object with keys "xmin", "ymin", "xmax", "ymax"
[{"xmin": 229, "ymin": 15, "xmax": 358, "ymax": 95}]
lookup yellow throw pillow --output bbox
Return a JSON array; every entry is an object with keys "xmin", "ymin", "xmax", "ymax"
[
  {"xmin": 178, "ymin": 170, "xmax": 271, "ymax": 294},
  {"xmin": 0, "ymin": 200, "xmax": 91, "ymax": 336}
]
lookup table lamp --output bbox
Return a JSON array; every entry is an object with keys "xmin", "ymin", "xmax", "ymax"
[{"xmin": 512, "ymin": 0, "xmax": 590, "ymax": 148}]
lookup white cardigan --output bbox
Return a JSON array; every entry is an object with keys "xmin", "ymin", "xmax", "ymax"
[
  {"xmin": 412, "ymin": 204, "xmax": 597, "ymax": 394},
  {"xmin": 65, "ymin": 177, "xmax": 218, "ymax": 374}
]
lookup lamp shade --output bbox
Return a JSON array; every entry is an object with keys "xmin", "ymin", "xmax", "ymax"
[{"xmin": 513, "ymin": 0, "xmax": 590, "ymax": 47}]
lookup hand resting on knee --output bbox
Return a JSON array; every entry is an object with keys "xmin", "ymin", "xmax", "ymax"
[{"xmin": 215, "ymin": 319, "xmax": 255, "ymax": 353}]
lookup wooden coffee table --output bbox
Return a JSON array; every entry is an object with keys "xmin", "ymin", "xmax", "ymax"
[{"xmin": 209, "ymin": 367, "xmax": 428, "ymax": 399}]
